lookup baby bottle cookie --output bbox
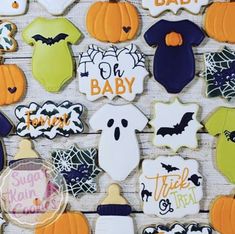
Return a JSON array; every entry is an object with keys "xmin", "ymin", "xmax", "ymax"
[{"xmin": 95, "ymin": 184, "xmax": 134, "ymax": 234}]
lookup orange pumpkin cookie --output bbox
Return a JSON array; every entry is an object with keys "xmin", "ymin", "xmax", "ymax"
[
  {"xmin": 0, "ymin": 58, "xmax": 26, "ymax": 106},
  {"xmin": 204, "ymin": 2, "xmax": 235, "ymax": 43},
  {"xmin": 210, "ymin": 195, "xmax": 235, "ymax": 234},
  {"xmin": 35, "ymin": 212, "xmax": 90, "ymax": 234},
  {"xmin": 86, "ymin": 0, "xmax": 139, "ymax": 43}
]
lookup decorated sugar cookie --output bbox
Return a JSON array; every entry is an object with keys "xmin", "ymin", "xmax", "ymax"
[
  {"xmin": 22, "ymin": 18, "xmax": 81, "ymax": 92},
  {"xmin": 143, "ymin": 223, "xmax": 214, "ymax": 234},
  {"xmin": 95, "ymin": 184, "xmax": 134, "ymax": 234},
  {"xmin": 78, "ymin": 44, "xmax": 148, "ymax": 101},
  {"xmin": 89, "ymin": 103, "xmax": 148, "ymax": 181},
  {"xmin": 150, "ymin": 98, "xmax": 202, "ymax": 152},
  {"xmin": 205, "ymin": 107, "xmax": 235, "ymax": 184},
  {"xmin": 210, "ymin": 194, "xmax": 235, "ymax": 234},
  {"xmin": 0, "ymin": 57, "xmax": 26, "ymax": 106},
  {"xmin": 0, "ymin": 21, "xmax": 17, "ymax": 52},
  {"xmin": 205, "ymin": 2, "xmax": 235, "ymax": 44},
  {"xmin": 139, "ymin": 156, "xmax": 203, "ymax": 218},
  {"xmin": 142, "ymin": 0, "xmax": 209, "ymax": 17},
  {"xmin": 145, "ymin": 20, "xmax": 204, "ymax": 93},
  {"xmin": 201, "ymin": 47, "xmax": 235, "ymax": 100},
  {"xmin": 52, "ymin": 145, "xmax": 102, "ymax": 198},
  {"xmin": 35, "ymin": 212, "xmax": 90, "ymax": 234},
  {"xmin": 86, "ymin": 0, "xmax": 139, "ymax": 43},
  {"xmin": 37, "ymin": 0, "xmax": 76, "ymax": 15},
  {"xmin": 15, "ymin": 101, "xmax": 84, "ymax": 139},
  {"xmin": 0, "ymin": 111, "xmax": 13, "ymax": 172},
  {"xmin": 0, "ymin": 0, "xmax": 27, "ymax": 16}
]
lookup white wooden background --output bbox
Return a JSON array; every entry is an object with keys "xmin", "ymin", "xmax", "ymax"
[{"xmin": 1, "ymin": 0, "xmax": 234, "ymax": 233}]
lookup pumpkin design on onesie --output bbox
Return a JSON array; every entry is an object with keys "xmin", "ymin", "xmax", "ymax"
[
  {"xmin": 86, "ymin": 0, "xmax": 139, "ymax": 43},
  {"xmin": 0, "ymin": 0, "xmax": 27, "ymax": 16}
]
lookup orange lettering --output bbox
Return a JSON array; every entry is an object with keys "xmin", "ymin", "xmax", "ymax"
[
  {"xmin": 180, "ymin": 0, "xmax": 190, "ymax": 4},
  {"xmin": 102, "ymin": 80, "xmax": 113, "ymax": 94},
  {"xmin": 91, "ymin": 79, "xmax": 101, "ymax": 95},
  {"xmin": 155, "ymin": 0, "xmax": 165, "ymax": 6},
  {"xmin": 125, "ymin": 77, "xmax": 135, "ymax": 93},
  {"xmin": 116, "ymin": 78, "xmax": 126, "ymax": 95},
  {"xmin": 166, "ymin": 0, "xmax": 178, "ymax": 5}
]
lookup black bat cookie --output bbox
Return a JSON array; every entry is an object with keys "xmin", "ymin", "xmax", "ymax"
[
  {"xmin": 157, "ymin": 112, "xmax": 194, "ymax": 137},
  {"xmin": 161, "ymin": 163, "xmax": 179, "ymax": 173},
  {"xmin": 32, "ymin": 33, "xmax": 69, "ymax": 46}
]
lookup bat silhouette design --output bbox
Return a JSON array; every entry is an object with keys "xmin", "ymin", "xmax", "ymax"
[
  {"xmin": 157, "ymin": 112, "xmax": 194, "ymax": 137},
  {"xmin": 161, "ymin": 163, "xmax": 179, "ymax": 173},
  {"xmin": 32, "ymin": 33, "xmax": 69, "ymax": 46}
]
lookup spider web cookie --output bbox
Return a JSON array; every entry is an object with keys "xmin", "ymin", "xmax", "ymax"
[{"xmin": 52, "ymin": 145, "xmax": 102, "ymax": 198}]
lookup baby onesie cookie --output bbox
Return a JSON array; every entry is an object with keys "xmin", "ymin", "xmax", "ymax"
[
  {"xmin": 150, "ymin": 98, "xmax": 202, "ymax": 152},
  {"xmin": 22, "ymin": 17, "xmax": 81, "ymax": 92},
  {"xmin": 78, "ymin": 44, "xmax": 148, "ymax": 101},
  {"xmin": 89, "ymin": 103, "xmax": 148, "ymax": 181},
  {"xmin": 142, "ymin": 0, "xmax": 209, "ymax": 17},
  {"xmin": 35, "ymin": 212, "xmax": 90, "ymax": 234},
  {"xmin": 143, "ymin": 223, "xmax": 214, "ymax": 234},
  {"xmin": 201, "ymin": 47, "xmax": 235, "ymax": 100},
  {"xmin": 0, "ymin": 0, "xmax": 27, "ymax": 16},
  {"xmin": 0, "ymin": 58, "xmax": 26, "ymax": 106},
  {"xmin": 144, "ymin": 20, "xmax": 205, "ymax": 93},
  {"xmin": 95, "ymin": 184, "xmax": 134, "ymax": 234},
  {"xmin": 0, "ymin": 21, "xmax": 17, "ymax": 52},
  {"xmin": 0, "ymin": 111, "xmax": 13, "ymax": 172},
  {"xmin": 37, "ymin": 0, "xmax": 76, "ymax": 15},
  {"xmin": 204, "ymin": 2, "xmax": 235, "ymax": 44},
  {"xmin": 205, "ymin": 107, "xmax": 235, "ymax": 184},
  {"xmin": 210, "ymin": 195, "xmax": 235, "ymax": 234},
  {"xmin": 86, "ymin": 0, "xmax": 139, "ymax": 43},
  {"xmin": 52, "ymin": 145, "xmax": 102, "ymax": 198},
  {"xmin": 15, "ymin": 101, "xmax": 84, "ymax": 139},
  {"xmin": 139, "ymin": 156, "xmax": 203, "ymax": 218}
]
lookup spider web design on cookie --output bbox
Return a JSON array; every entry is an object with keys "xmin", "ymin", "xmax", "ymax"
[
  {"xmin": 51, "ymin": 145, "xmax": 102, "ymax": 198},
  {"xmin": 201, "ymin": 47, "xmax": 235, "ymax": 100}
]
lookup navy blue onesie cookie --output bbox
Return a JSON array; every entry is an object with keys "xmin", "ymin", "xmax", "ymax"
[{"xmin": 144, "ymin": 20, "xmax": 205, "ymax": 93}]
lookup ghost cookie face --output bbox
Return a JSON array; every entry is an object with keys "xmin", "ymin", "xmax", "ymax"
[
  {"xmin": 143, "ymin": 223, "xmax": 214, "ymax": 234},
  {"xmin": 0, "ymin": 0, "xmax": 27, "ymax": 16},
  {"xmin": 37, "ymin": 0, "xmax": 76, "ymax": 15},
  {"xmin": 142, "ymin": 0, "xmax": 209, "ymax": 17},
  {"xmin": 78, "ymin": 44, "xmax": 148, "ymax": 101},
  {"xmin": 144, "ymin": 20, "xmax": 204, "ymax": 93},
  {"xmin": 86, "ymin": 0, "xmax": 139, "ymax": 43},
  {"xmin": 150, "ymin": 98, "xmax": 202, "ymax": 152},
  {"xmin": 139, "ymin": 156, "xmax": 203, "ymax": 218},
  {"xmin": 15, "ymin": 101, "xmax": 84, "ymax": 139},
  {"xmin": 89, "ymin": 103, "xmax": 148, "ymax": 181}
]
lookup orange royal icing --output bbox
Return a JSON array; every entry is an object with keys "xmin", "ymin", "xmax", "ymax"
[{"xmin": 165, "ymin": 32, "xmax": 183, "ymax": 46}]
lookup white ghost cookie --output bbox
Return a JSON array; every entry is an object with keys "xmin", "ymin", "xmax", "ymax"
[
  {"xmin": 150, "ymin": 98, "xmax": 202, "ymax": 152},
  {"xmin": 37, "ymin": 0, "xmax": 76, "ymax": 15},
  {"xmin": 89, "ymin": 103, "xmax": 148, "ymax": 181}
]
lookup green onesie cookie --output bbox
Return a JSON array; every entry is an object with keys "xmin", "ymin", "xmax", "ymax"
[
  {"xmin": 205, "ymin": 107, "xmax": 235, "ymax": 184},
  {"xmin": 22, "ymin": 17, "xmax": 81, "ymax": 92}
]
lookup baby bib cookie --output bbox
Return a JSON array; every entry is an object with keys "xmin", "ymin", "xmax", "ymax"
[
  {"xmin": 37, "ymin": 0, "xmax": 76, "ymax": 15},
  {"xmin": 0, "ymin": 58, "xmax": 26, "ymax": 106},
  {"xmin": 150, "ymin": 98, "xmax": 202, "ymax": 152},
  {"xmin": 202, "ymin": 47, "xmax": 235, "ymax": 101},
  {"xmin": 139, "ymin": 156, "xmax": 203, "ymax": 218},
  {"xmin": 0, "ymin": 0, "xmax": 27, "ymax": 16},
  {"xmin": 86, "ymin": 0, "xmax": 139, "ymax": 43},
  {"xmin": 95, "ymin": 184, "xmax": 134, "ymax": 234},
  {"xmin": 145, "ymin": 20, "xmax": 204, "ymax": 93},
  {"xmin": 78, "ymin": 44, "xmax": 148, "ymax": 101},
  {"xmin": 0, "ymin": 21, "xmax": 17, "ymax": 52},
  {"xmin": 142, "ymin": 0, "xmax": 209, "ymax": 17},
  {"xmin": 205, "ymin": 107, "xmax": 235, "ymax": 184},
  {"xmin": 15, "ymin": 101, "xmax": 84, "ymax": 139},
  {"xmin": 143, "ymin": 223, "xmax": 214, "ymax": 234},
  {"xmin": 210, "ymin": 195, "xmax": 235, "ymax": 234},
  {"xmin": 89, "ymin": 103, "xmax": 148, "ymax": 181},
  {"xmin": 52, "ymin": 145, "xmax": 102, "ymax": 198},
  {"xmin": 22, "ymin": 17, "xmax": 81, "ymax": 92},
  {"xmin": 35, "ymin": 212, "xmax": 90, "ymax": 234},
  {"xmin": 204, "ymin": 2, "xmax": 235, "ymax": 44}
]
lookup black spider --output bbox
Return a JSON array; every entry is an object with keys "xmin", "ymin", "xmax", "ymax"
[{"xmin": 224, "ymin": 130, "xmax": 235, "ymax": 142}]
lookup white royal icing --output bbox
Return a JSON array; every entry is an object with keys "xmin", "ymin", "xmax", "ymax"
[{"xmin": 0, "ymin": 0, "xmax": 27, "ymax": 16}]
